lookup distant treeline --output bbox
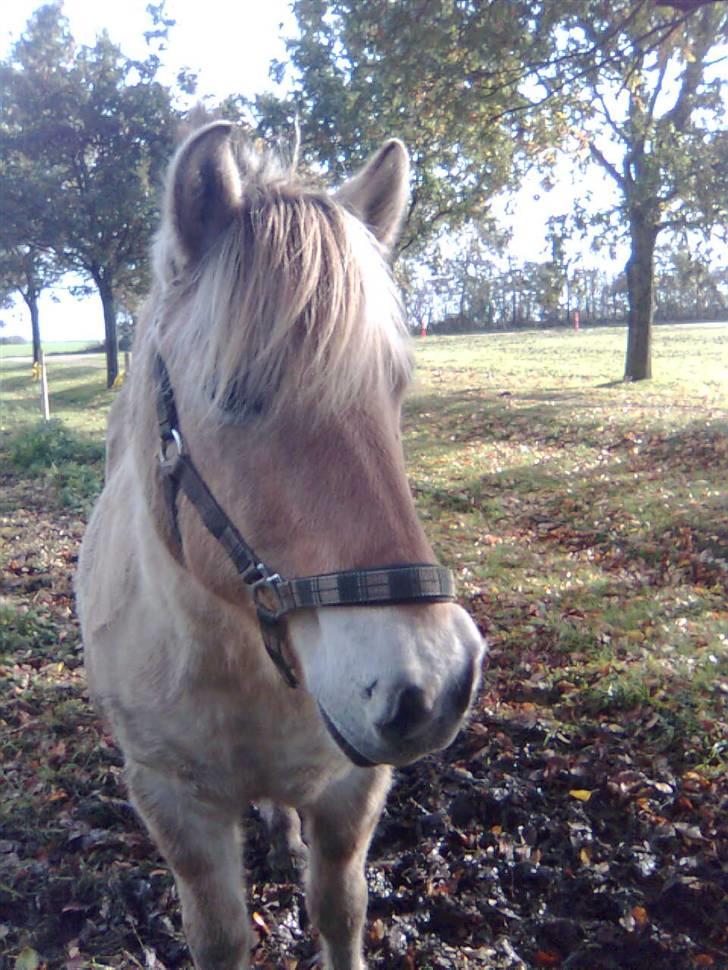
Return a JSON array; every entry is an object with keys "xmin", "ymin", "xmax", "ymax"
[
  {"xmin": 412, "ymin": 252, "xmax": 727, "ymax": 334},
  {"xmin": 425, "ymin": 313, "xmax": 728, "ymax": 336}
]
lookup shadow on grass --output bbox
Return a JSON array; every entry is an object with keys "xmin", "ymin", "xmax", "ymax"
[
  {"xmin": 467, "ymin": 565, "xmax": 726, "ymax": 763},
  {"xmin": 412, "ymin": 402, "xmax": 727, "ymax": 679},
  {"xmin": 2, "ymin": 373, "xmax": 111, "ymax": 423},
  {"xmin": 49, "ymin": 386, "xmax": 111, "ymax": 413},
  {"xmin": 405, "ymin": 388, "xmax": 616, "ymax": 452},
  {"xmin": 519, "ymin": 422, "xmax": 725, "ymax": 564},
  {"xmin": 2, "ymin": 363, "xmax": 103, "ymax": 387},
  {"xmin": 439, "ymin": 418, "xmax": 728, "ymax": 583},
  {"xmin": 406, "ymin": 384, "xmax": 727, "ymax": 452}
]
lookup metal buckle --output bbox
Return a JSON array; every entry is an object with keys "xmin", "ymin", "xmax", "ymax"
[
  {"xmin": 251, "ymin": 569, "xmax": 286, "ymax": 624},
  {"xmin": 159, "ymin": 428, "xmax": 185, "ymax": 466}
]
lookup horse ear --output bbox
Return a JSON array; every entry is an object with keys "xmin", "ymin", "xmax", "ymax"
[
  {"xmin": 166, "ymin": 120, "xmax": 242, "ymax": 262},
  {"xmin": 335, "ymin": 139, "xmax": 409, "ymax": 250}
]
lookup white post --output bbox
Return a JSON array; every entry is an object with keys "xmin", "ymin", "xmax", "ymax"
[{"xmin": 40, "ymin": 351, "xmax": 50, "ymax": 421}]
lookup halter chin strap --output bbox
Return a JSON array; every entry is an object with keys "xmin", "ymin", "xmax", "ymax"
[{"xmin": 153, "ymin": 353, "xmax": 456, "ymax": 689}]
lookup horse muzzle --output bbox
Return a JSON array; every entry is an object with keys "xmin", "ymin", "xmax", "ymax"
[{"xmin": 292, "ymin": 603, "xmax": 485, "ymax": 768}]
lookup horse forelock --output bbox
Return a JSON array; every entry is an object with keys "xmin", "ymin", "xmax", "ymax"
[{"xmin": 152, "ymin": 146, "xmax": 411, "ymax": 425}]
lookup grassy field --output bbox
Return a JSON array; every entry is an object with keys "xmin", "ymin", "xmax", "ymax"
[
  {"xmin": 0, "ymin": 340, "xmax": 103, "ymax": 359},
  {"xmin": 1, "ymin": 322, "xmax": 727, "ymax": 771},
  {"xmin": 1, "ymin": 324, "xmax": 727, "ymax": 968},
  {"xmin": 404, "ymin": 325, "xmax": 727, "ymax": 774},
  {"xmin": 1, "ymin": 351, "xmax": 110, "ymax": 433}
]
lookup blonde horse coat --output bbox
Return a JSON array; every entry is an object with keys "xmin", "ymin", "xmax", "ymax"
[{"xmin": 77, "ymin": 122, "xmax": 484, "ymax": 970}]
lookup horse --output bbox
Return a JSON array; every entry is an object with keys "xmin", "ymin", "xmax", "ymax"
[{"xmin": 76, "ymin": 120, "xmax": 485, "ymax": 970}]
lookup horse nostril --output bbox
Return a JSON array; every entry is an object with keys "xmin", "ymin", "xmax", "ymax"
[
  {"xmin": 378, "ymin": 685, "xmax": 432, "ymax": 742},
  {"xmin": 451, "ymin": 654, "xmax": 477, "ymax": 718}
]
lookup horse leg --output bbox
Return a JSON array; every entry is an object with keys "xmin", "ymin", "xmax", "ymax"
[
  {"xmin": 126, "ymin": 762, "xmax": 250, "ymax": 970},
  {"xmin": 258, "ymin": 800, "xmax": 308, "ymax": 877},
  {"xmin": 303, "ymin": 766, "xmax": 391, "ymax": 970}
]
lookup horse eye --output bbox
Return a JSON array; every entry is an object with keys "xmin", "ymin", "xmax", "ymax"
[{"xmin": 217, "ymin": 379, "xmax": 266, "ymax": 421}]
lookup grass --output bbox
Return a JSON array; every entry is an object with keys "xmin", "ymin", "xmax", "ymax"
[
  {"xmin": 1, "ymin": 353, "xmax": 111, "ymax": 437},
  {"xmin": 0, "ymin": 340, "xmax": 104, "ymax": 359},
  {"xmin": 1, "ymin": 324, "xmax": 726, "ymax": 773},
  {"xmin": 1, "ymin": 358, "xmax": 109, "ymax": 516},
  {"xmin": 0, "ymin": 323, "xmax": 727, "ymax": 967},
  {"xmin": 404, "ymin": 325, "xmax": 728, "ymax": 772}
]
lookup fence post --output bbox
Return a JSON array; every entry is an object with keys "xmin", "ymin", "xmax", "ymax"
[{"xmin": 40, "ymin": 351, "xmax": 50, "ymax": 421}]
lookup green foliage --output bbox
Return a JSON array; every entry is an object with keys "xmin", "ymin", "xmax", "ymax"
[
  {"xmin": 656, "ymin": 247, "xmax": 728, "ymax": 321},
  {"xmin": 7, "ymin": 419, "xmax": 103, "ymax": 512},
  {"xmin": 47, "ymin": 460, "xmax": 103, "ymax": 512},
  {"xmin": 276, "ymin": 1, "xmax": 727, "ymax": 372},
  {"xmin": 272, "ymin": 0, "xmax": 556, "ymax": 256},
  {"xmin": 0, "ymin": 4, "xmax": 183, "ymax": 386},
  {"xmin": 8, "ymin": 420, "xmax": 102, "ymax": 473},
  {"xmin": 0, "ymin": 603, "xmax": 58, "ymax": 657}
]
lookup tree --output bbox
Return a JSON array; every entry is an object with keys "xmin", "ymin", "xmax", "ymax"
[
  {"xmin": 0, "ymin": 58, "xmax": 63, "ymax": 364},
  {"xmin": 655, "ymin": 244, "xmax": 727, "ymax": 320},
  {"xmin": 0, "ymin": 247, "xmax": 60, "ymax": 363},
  {"xmin": 270, "ymin": 0, "xmax": 563, "ymax": 257},
  {"xmin": 0, "ymin": 4, "xmax": 181, "ymax": 386},
  {"xmin": 533, "ymin": 1, "xmax": 727, "ymax": 378},
  {"xmin": 277, "ymin": 1, "xmax": 726, "ymax": 378}
]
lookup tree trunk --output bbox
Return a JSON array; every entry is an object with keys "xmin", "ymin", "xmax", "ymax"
[
  {"xmin": 97, "ymin": 274, "xmax": 118, "ymax": 388},
  {"xmin": 624, "ymin": 216, "xmax": 658, "ymax": 381},
  {"xmin": 21, "ymin": 288, "xmax": 42, "ymax": 364}
]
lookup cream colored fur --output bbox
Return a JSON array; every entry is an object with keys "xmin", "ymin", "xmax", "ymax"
[{"xmin": 76, "ymin": 122, "xmax": 484, "ymax": 970}]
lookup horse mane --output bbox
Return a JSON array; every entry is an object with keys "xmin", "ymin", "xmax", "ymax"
[{"xmin": 152, "ymin": 139, "xmax": 412, "ymax": 424}]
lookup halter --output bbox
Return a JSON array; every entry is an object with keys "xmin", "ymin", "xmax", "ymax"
[{"xmin": 153, "ymin": 353, "xmax": 456, "ymax": 688}]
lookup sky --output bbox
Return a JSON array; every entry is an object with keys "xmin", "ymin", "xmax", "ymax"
[
  {"xmin": 3, "ymin": 0, "xmax": 295, "ymax": 102},
  {"xmin": 2, "ymin": 0, "xmax": 617, "ymax": 342}
]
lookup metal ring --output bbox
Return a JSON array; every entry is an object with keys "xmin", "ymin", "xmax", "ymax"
[
  {"xmin": 159, "ymin": 428, "xmax": 185, "ymax": 465},
  {"xmin": 252, "ymin": 572, "xmax": 286, "ymax": 624}
]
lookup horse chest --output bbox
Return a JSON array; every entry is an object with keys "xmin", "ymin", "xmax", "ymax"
[{"xmin": 119, "ymin": 680, "xmax": 349, "ymax": 806}]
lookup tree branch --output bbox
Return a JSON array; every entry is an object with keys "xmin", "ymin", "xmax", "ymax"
[
  {"xmin": 592, "ymin": 89, "xmax": 626, "ymax": 144},
  {"xmin": 589, "ymin": 141, "xmax": 626, "ymax": 188},
  {"xmin": 661, "ymin": 5, "xmax": 717, "ymax": 131}
]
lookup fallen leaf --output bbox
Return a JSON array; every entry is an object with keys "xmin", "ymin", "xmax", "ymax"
[
  {"xmin": 15, "ymin": 949, "xmax": 41, "ymax": 970},
  {"xmin": 534, "ymin": 949, "xmax": 562, "ymax": 966},
  {"xmin": 631, "ymin": 905, "xmax": 649, "ymax": 927}
]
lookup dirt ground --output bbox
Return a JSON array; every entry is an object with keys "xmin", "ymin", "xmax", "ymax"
[{"xmin": 1, "ymin": 471, "xmax": 727, "ymax": 970}]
